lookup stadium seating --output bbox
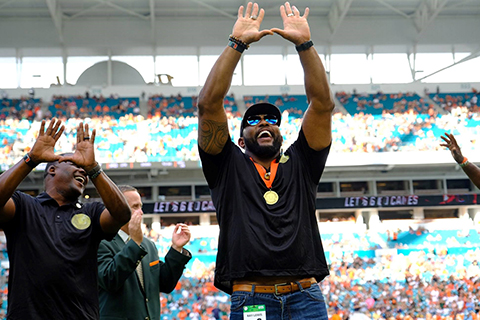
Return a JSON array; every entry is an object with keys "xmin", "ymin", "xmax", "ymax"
[
  {"xmin": 337, "ymin": 92, "xmax": 427, "ymax": 115},
  {"xmin": 148, "ymin": 223, "xmax": 480, "ymax": 319},
  {"xmin": 2, "ymin": 101, "xmax": 480, "ymax": 166},
  {"xmin": 430, "ymin": 92, "xmax": 479, "ymax": 110},
  {"xmin": 244, "ymin": 94, "xmax": 308, "ymax": 118},
  {"xmin": 49, "ymin": 97, "xmax": 139, "ymax": 119},
  {"xmin": 2, "ymin": 93, "xmax": 480, "ymax": 319},
  {"xmin": 0, "ymin": 98, "xmax": 41, "ymax": 120}
]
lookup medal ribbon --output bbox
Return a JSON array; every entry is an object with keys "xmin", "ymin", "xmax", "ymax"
[{"xmin": 250, "ymin": 158, "xmax": 279, "ymax": 189}]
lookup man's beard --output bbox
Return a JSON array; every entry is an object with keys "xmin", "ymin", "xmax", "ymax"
[{"xmin": 244, "ymin": 134, "xmax": 283, "ymax": 159}]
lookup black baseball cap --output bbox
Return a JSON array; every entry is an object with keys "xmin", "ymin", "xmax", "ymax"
[{"xmin": 240, "ymin": 102, "xmax": 282, "ymax": 137}]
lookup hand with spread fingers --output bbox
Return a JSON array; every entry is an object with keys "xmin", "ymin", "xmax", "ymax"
[
  {"xmin": 231, "ymin": 2, "xmax": 273, "ymax": 45},
  {"xmin": 59, "ymin": 122, "xmax": 97, "ymax": 171},
  {"xmin": 29, "ymin": 118, "xmax": 65, "ymax": 164},
  {"xmin": 441, "ymin": 132, "xmax": 480, "ymax": 189},
  {"xmin": 271, "ymin": 2, "xmax": 311, "ymax": 45},
  {"xmin": 440, "ymin": 133, "xmax": 465, "ymax": 164}
]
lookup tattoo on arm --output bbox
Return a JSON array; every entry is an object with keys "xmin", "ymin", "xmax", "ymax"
[{"xmin": 199, "ymin": 119, "xmax": 229, "ymax": 153}]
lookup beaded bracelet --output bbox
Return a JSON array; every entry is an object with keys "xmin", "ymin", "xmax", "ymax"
[{"xmin": 229, "ymin": 35, "xmax": 250, "ymax": 49}]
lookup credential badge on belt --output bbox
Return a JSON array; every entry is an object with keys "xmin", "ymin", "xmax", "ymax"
[{"xmin": 243, "ymin": 305, "xmax": 266, "ymax": 320}]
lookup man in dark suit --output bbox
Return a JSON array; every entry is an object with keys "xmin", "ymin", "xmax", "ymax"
[{"xmin": 97, "ymin": 185, "xmax": 192, "ymax": 320}]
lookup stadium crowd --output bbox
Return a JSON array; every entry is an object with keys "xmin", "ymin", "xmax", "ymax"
[
  {"xmin": 121, "ymin": 222, "xmax": 480, "ymax": 320},
  {"xmin": 153, "ymin": 234, "xmax": 480, "ymax": 320},
  {"xmin": 2, "ymin": 229, "xmax": 479, "ymax": 320},
  {"xmin": 1, "ymin": 90, "xmax": 480, "ymax": 167},
  {"xmin": 1, "ymin": 90, "xmax": 480, "ymax": 319}
]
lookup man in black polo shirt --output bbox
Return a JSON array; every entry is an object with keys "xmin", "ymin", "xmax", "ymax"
[
  {"xmin": 0, "ymin": 118, "xmax": 131, "ymax": 319},
  {"xmin": 197, "ymin": 2, "xmax": 334, "ymax": 319}
]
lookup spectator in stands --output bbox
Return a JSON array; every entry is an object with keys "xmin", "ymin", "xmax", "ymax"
[
  {"xmin": 97, "ymin": 184, "xmax": 192, "ymax": 320},
  {"xmin": 197, "ymin": 2, "xmax": 333, "ymax": 319},
  {"xmin": 441, "ymin": 133, "xmax": 480, "ymax": 188},
  {"xmin": 0, "ymin": 118, "xmax": 131, "ymax": 319}
]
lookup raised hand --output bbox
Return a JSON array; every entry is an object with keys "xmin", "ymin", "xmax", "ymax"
[
  {"xmin": 128, "ymin": 209, "xmax": 143, "ymax": 246},
  {"xmin": 440, "ymin": 133, "xmax": 465, "ymax": 164},
  {"xmin": 171, "ymin": 223, "xmax": 191, "ymax": 252},
  {"xmin": 232, "ymin": 2, "xmax": 273, "ymax": 45},
  {"xmin": 29, "ymin": 118, "xmax": 64, "ymax": 164},
  {"xmin": 59, "ymin": 122, "xmax": 97, "ymax": 170},
  {"xmin": 271, "ymin": 2, "xmax": 311, "ymax": 45}
]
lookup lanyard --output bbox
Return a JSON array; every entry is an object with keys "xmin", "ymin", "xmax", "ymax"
[{"xmin": 250, "ymin": 158, "xmax": 279, "ymax": 189}]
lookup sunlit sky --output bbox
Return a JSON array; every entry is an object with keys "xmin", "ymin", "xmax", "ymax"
[{"xmin": 0, "ymin": 52, "xmax": 478, "ymax": 89}]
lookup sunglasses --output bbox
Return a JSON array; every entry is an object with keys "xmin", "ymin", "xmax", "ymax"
[{"xmin": 246, "ymin": 114, "xmax": 279, "ymax": 126}]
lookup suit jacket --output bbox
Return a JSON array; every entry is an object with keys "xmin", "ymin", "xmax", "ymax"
[{"xmin": 97, "ymin": 234, "xmax": 191, "ymax": 320}]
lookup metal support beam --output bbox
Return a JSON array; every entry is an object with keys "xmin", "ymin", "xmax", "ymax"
[
  {"xmin": 413, "ymin": 0, "xmax": 449, "ymax": 39},
  {"xmin": 328, "ymin": 0, "xmax": 353, "ymax": 40},
  {"xmin": 99, "ymin": 0, "xmax": 148, "ymax": 20},
  {"xmin": 187, "ymin": 0, "xmax": 236, "ymax": 19},
  {"xmin": 16, "ymin": 49, "xmax": 22, "ymax": 89},
  {"xmin": 107, "ymin": 50, "xmax": 112, "ymax": 86},
  {"xmin": 407, "ymin": 45, "xmax": 417, "ymax": 81},
  {"xmin": 149, "ymin": 0, "xmax": 156, "ymax": 44},
  {"xmin": 62, "ymin": 47, "xmax": 67, "ymax": 85},
  {"xmin": 445, "ymin": 0, "xmax": 474, "ymax": 10},
  {"xmin": 414, "ymin": 48, "xmax": 480, "ymax": 82},
  {"xmin": 66, "ymin": 3, "xmax": 103, "ymax": 20},
  {"xmin": 374, "ymin": 0, "xmax": 410, "ymax": 19},
  {"xmin": 45, "ymin": 0, "xmax": 64, "ymax": 44},
  {"xmin": 407, "ymin": 52, "xmax": 415, "ymax": 81}
]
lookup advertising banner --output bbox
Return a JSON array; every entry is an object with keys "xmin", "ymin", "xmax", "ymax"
[{"xmin": 143, "ymin": 194, "xmax": 479, "ymax": 214}]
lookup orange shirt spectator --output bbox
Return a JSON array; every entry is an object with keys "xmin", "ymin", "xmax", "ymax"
[
  {"xmin": 177, "ymin": 309, "xmax": 188, "ymax": 320},
  {"xmin": 331, "ymin": 312, "xmax": 342, "ymax": 320}
]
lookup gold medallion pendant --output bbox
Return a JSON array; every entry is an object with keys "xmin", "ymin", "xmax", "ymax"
[
  {"xmin": 264, "ymin": 190, "xmax": 279, "ymax": 205},
  {"xmin": 71, "ymin": 213, "xmax": 91, "ymax": 230},
  {"xmin": 279, "ymin": 154, "xmax": 290, "ymax": 164}
]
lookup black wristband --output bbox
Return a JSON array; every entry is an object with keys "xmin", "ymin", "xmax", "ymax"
[
  {"xmin": 23, "ymin": 153, "xmax": 38, "ymax": 168},
  {"xmin": 295, "ymin": 40, "xmax": 314, "ymax": 52},
  {"xmin": 228, "ymin": 40, "xmax": 247, "ymax": 54},
  {"xmin": 86, "ymin": 163, "xmax": 103, "ymax": 179}
]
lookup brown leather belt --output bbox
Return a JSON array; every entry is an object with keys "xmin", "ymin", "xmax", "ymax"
[{"xmin": 232, "ymin": 277, "xmax": 317, "ymax": 295}]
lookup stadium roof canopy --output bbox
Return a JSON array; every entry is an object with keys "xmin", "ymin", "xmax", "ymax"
[{"xmin": 0, "ymin": 0, "xmax": 479, "ymax": 57}]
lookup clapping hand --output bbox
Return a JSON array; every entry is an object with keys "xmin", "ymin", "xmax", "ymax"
[
  {"xmin": 128, "ymin": 209, "xmax": 144, "ymax": 246},
  {"xmin": 171, "ymin": 224, "xmax": 191, "ymax": 253}
]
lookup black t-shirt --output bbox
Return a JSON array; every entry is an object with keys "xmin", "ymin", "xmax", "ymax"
[
  {"xmin": 1, "ymin": 191, "xmax": 112, "ymax": 320},
  {"xmin": 199, "ymin": 129, "xmax": 331, "ymax": 294}
]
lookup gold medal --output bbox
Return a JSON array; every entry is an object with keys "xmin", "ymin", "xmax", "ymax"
[
  {"xmin": 279, "ymin": 155, "xmax": 290, "ymax": 164},
  {"xmin": 71, "ymin": 213, "xmax": 91, "ymax": 230},
  {"xmin": 264, "ymin": 190, "xmax": 279, "ymax": 205}
]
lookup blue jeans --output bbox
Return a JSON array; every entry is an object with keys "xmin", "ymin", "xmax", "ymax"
[{"xmin": 229, "ymin": 282, "xmax": 329, "ymax": 320}]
